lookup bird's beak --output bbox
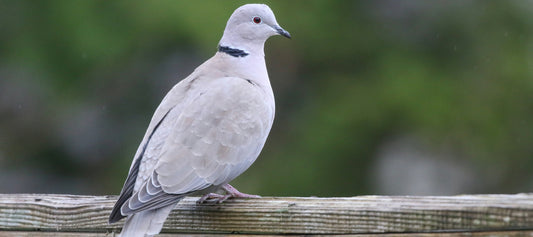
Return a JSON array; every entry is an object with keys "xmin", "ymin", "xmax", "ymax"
[{"xmin": 274, "ymin": 25, "xmax": 291, "ymax": 39}]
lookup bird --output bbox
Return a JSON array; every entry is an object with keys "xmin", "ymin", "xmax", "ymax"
[{"xmin": 108, "ymin": 3, "xmax": 291, "ymax": 237}]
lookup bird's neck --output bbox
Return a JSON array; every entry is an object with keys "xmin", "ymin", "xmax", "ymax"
[
  {"xmin": 212, "ymin": 43, "xmax": 271, "ymax": 89},
  {"xmin": 218, "ymin": 33, "xmax": 267, "ymax": 58}
]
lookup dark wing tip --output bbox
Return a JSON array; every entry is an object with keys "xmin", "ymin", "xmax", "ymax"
[
  {"xmin": 109, "ymin": 193, "xmax": 130, "ymax": 223},
  {"xmin": 109, "ymin": 203, "xmax": 127, "ymax": 223}
]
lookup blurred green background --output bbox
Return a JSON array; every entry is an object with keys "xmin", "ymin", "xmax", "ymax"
[{"xmin": 1, "ymin": 0, "xmax": 532, "ymax": 197}]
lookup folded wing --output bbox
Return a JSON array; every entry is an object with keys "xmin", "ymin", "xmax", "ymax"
[{"xmin": 117, "ymin": 76, "xmax": 273, "ymax": 216}]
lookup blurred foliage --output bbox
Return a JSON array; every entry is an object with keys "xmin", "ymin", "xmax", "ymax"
[{"xmin": 0, "ymin": 0, "xmax": 531, "ymax": 196}]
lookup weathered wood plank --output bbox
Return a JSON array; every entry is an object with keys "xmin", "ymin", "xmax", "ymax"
[
  {"xmin": 1, "ymin": 230, "xmax": 533, "ymax": 237},
  {"xmin": 0, "ymin": 194, "xmax": 532, "ymax": 235}
]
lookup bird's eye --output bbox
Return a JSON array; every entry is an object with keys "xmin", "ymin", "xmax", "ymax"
[{"xmin": 252, "ymin": 16, "xmax": 261, "ymax": 24}]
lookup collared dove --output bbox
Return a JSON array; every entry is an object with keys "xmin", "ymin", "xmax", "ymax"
[{"xmin": 109, "ymin": 4, "xmax": 290, "ymax": 237}]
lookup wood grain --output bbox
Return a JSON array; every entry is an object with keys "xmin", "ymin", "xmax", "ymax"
[
  {"xmin": 0, "ymin": 194, "xmax": 532, "ymax": 235},
  {"xmin": 1, "ymin": 230, "xmax": 533, "ymax": 237}
]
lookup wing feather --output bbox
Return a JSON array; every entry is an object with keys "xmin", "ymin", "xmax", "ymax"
[
  {"xmin": 108, "ymin": 108, "xmax": 173, "ymax": 223},
  {"xmin": 109, "ymin": 73, "xmax": 198, "ymax": 223}
]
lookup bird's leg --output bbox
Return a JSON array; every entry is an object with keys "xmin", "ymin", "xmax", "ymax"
[
  {"xmin": 197, "ymin": 184, "xmax": 261, "ymax": 204},
  {"xmin": 223, "ymin": 184, "xmax": 261, "ymax": 199}
]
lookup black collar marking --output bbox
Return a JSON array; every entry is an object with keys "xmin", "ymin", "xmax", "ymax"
[{"xmin": 218, "ymin": 45, "xmax": 249, "ymax": 57}]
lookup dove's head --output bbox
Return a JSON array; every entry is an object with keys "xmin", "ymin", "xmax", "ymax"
[{"xmin": 219, "ymin": 4, "xmax": 290, "ymax": 55}]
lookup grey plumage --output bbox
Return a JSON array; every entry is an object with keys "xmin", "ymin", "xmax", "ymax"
[{"xmin": 109, "ymin": 4, "xmax": 290, "ymax": 236}]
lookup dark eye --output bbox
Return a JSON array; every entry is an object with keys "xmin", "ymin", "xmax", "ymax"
[{"xmin": 252, "ymin": 16, "xmax": 261, "ymax": 24}]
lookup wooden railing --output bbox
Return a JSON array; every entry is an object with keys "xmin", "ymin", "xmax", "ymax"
[{"xmin": 0, "ymin": 193, "xmax": 532, "ymax": 236}]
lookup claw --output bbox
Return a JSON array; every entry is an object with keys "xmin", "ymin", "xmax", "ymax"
[{"xmin": 197, "ymin": 193, "xmax": 225, "ymax": 204}]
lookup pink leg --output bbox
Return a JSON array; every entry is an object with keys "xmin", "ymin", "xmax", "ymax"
[{"xmin": 197, "ymin": 184, "xmax": 261, "ymax": 204}]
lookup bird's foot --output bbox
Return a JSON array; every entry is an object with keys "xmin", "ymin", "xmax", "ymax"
[{"xmin": 197, "ymin": 184, "xmax": 261, "ymax": 204}]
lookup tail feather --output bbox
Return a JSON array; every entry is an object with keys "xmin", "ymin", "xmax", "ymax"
[{"xmin": 119, "ymin": 203, "xmax": 176, "ymax": 237}]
